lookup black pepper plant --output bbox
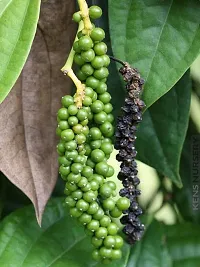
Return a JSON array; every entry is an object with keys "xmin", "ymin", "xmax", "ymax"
[
  {"xmin": 0, "ymin": 0, "xmax": 200, "ymax": 266},
  {"xmin": 56, "ymin": 1, "xmax": 145, "ymax": 263}
]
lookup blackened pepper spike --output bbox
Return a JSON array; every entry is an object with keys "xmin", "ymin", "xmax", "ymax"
[{"xmin": 115, "ymin": 62, "xmax": 145, "ymax": 245}]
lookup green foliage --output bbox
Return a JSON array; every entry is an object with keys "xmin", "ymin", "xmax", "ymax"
[
  {"xmin": 0, "ymin": 0, "xmax": 40, "ymax": 103},
  {"xmin": 136, "ymin": 71, "xmax": 191, "ymax": 187},
  {"xmin": 109, "ymin": 0, "xmax": 200, "ymax": 108},
  {"xmin": 0, "ymin": 199, "xmax": 199, "ymax": 266}
]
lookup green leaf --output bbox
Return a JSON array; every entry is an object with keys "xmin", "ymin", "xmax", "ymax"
[
  {"xmin": 173, "ymin": 120, "xmax": 200, "ymax": 222},
  {"xmin": 0, "ymin": 199, "xmax": 172, "ymax": 267},
  {"xmin": 166, "ymin": 223, "xmax": 200, "ymax": 266},
  {"xmin": 0, "ymin": 0, "xmax": 41, "ymax": 103},
  {"xmin": 136, "ymin": 71, "xmax": 191, "ymax": 187},
  {"xmin": 109, "ymin": 0, "xmax": 200, "ymax": 108}
]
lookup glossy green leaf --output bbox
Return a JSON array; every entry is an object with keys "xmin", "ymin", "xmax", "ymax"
[
  {"xmin": 136, "ymin": 72, "xmax": 191, "ymax": 187},
  {"xmin": 166, "ymin": 223, "xmax": 200, "ymax": 267},
  {"xmin": 0, "ymin": 0, "xmax": 41, "ymax": 103},
  {"xmin": 109, "ymin": 0, "xmax": 200, "ymax": 108},
  {"xmin": 0, "ymin": 199, "xmax": 172, "ymax": 267},
  {"xmin": 173, "ymin": 121, "xmax": 200, "ymax": 222}
]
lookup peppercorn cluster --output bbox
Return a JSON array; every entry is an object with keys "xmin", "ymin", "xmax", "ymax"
[
  {"xmin": 115, "ymin": 63, "xmax": 145, "ymax": 244},
  {"xmin": 56, "ymin": 5, "xmax": 131, "ymax": 264}
]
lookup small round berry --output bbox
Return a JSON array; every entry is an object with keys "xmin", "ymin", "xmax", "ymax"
[
  {"xmin": 72, "ymin": 12, "xmax": 82, "ymax": 23},
  {"xmin": 107, "ymin": 223, "xmax": 118, "ymax": 235},
  {"xmin": 94, "ymin": 67, "xmax": 109, "ymax": 80},
  {"xmin": 73, "ymin": 41, "xmax": 81, "ymax": 53},
  {"xmin": 65, "ymin": 150, "xmax": 78, "ymax": 161},
  {"xmin": 77, "ymin": 109, "xmax": 88, "ymax": 121},
  {"xmin": 79, "ymin": 213, "xmax": 92, "ymax": 225},
  {"xmin": 81, "ymin": 49, "xmax": 95, "ymax": 62},
  {"xmin": 87, "ymin": 202, "xmax": 99, "ymax": 214},
  {"xmin": 65, "ymin": 182, "xmax": 78, "ymax": 192},
  {"xmin": 102, "ymin": 199, "xmax": 115, "ymax": 211},
  {"xmin": 68, "ymin": 116, "xmax": 78, "ymax": 126},
  {"xmin": 70, "ymin": 207, "xmax": 82, "ymax": 217},
  {"xmin": 87, "ymin": 220, "xmax": 100, "ymax": 232},
  {"xmin": 91, "ymin": 56, "xmax": 104, "ymax": 69},
  {"xmin": 100, "ymin": 142, "xmax": 113, "ymax": 155},
  {"xmin": 75, "ymin": 133, "xmax": 86, "ymax": 145},
  {"xmin": 104, "ymin": 103, "xmax": 113, "ymax": 113},
  {"xmin": 77, "ymin": 177, "xmax": 88, "ymax": 188},
  {"xmin": 100, "ymin": 122, "xmax": 114, "ymax": 137},
  {"xmin": 83, "ymin": 191, "xmax": 97, "ymax": 202},
  {"xmin": 74, "ymin": 155, "xmax": 86, "ymax": 164},
  {"xmin": 94, "ymin": 42, "xmax": 107, "ymax": 55},
  {"xmin": 65, "ymin": 196, "xmax": 76, "ymax": 208},
  {"xmin": 100, "ymin": 215, "xmax": 111, "ymax": 227},
  {"xmin": 77, "ymin": 30, "xmax": 84, "ymax": 39},
  {"xmin": 58, "ymin": 120, "xmax": 69, "ymax": 131},
  {"xmin": 95, "ymin": 82, "xmax": 107, "ymax": 94},
  {"xmin": 95, "ymin": 162, "xmax": 109, "ymax": 177},
  {"xmin": 65, "ymin": 140, "xmax": 77, "ymax": 151},
  {"xmin": 102, "ymin": 55, "xmax": 110, "ymax": 67},
  {"xmin": 94, "ymin": 111, "xmax": 107, "ymax": 124},
  {"xmin": 76, "ymin": 69, "xmax": 87, "ymax": 81},
  {"xmin": 86, "ymin": 158, "xmax": 96, "ymax": 168},
  {"xmin": 99, "ymin": 247, "xmax": 112, "ymax": 258},
  {"xmin": 76, "ymin": 199, "xmax": 89, "ymax": 211},
  {"xmin": 116, "ymin": 197, "xmax": 130, "ymax": 211},
  {"xmin": 57, "ymin": 143, "xmax": 65, "ymax": 154},
  {"xmin": 110, "ymin": 206, "xmax": 122, "ymax": 218},
  {"xmin": 81, "ymin": 64, "xmax": 94, "ymax": 76},
  {"xmin": 86, "ymin": 76, "xmax": 100, "ymax": 89},
  {"xmin": 58, "ymin": 156, "xmax": 71, "ymax": 166},
  {"xmin": 71, "ymin": 163, "xmax": 83, "ymax": 174},
  {"xmin": 61, "ymin": 95, "xmax": 74, "ymax": 107},
  {"xmin": 95, "ymin": 227, "xmax": 108, "ymax": 239},
  {"xmin": 90, "ymin": 28, "xmax": 105, "ymax": 42},
  {"xmin": 78, "ymin": 36, "xmax": 93, "ymax": 51},
  {"xmin": 91, "ymin": 237, "xmax": 103, "ymax": 248},
  {"xmin": 104, "ymin": 236, "xmax": 116, "ymax": 248},
  {"xmin": 92, "ymin": 174, "xmax": 104, "ymax": 186},
  {"xmin": 90, "ymin": 180, "xmax": 99, "ymax": 191},
  {"xmin": 111, "ymin": 249, "xmax": 122, "ymax": 260},
  {"xmin": 74, "ymin": 53, "xmax": 85, "ymax": 66},
  {"xmin": 71, "ymin": 189, "xmax": 83, "ymax": 200},
  {"xmin": 89, "ymin": 5, "xmax": 102, "ymax": 19},
  {"xmin": 57, "ymin": 108, "xmax": 69, "ymax": 120},
  {"xmin": 81, "ymin": 118, "xmax": 89, "ymax": 126},
  {"xmin": 81, "ymin": 166, "xmax": 93, "ymax": 178},
  {"xmin": 114, "ymin": 236, "xmax": 124, "ymax": 249},
  {"xmin": 107, "ymin": 113, "xmax": 114, "ymax": 123},
  {"xmin": 56, "ymin": 127, "xmax": 62, "ymax": 137},
  {"xmin": 93, "ymin": 208, "xmax": 104, "ymax": 220},
  {"xmin": 107, "ymin": 166, "xmax": 114, "ymax": 177},
  {"xmin": 90, "ymin": 140, "xmax": 102, "ymax": 150},
  {"xmin": 98, "ymin": 92, "xmax": 111, "ymax": 104},
  {"xmin": 99, "ymin": 184, "xmax": 112, "ymax": 198},
  {"xmin": 85, "ymin": 87, "xmax": 94, "ymax": 98},
  {"xmin": 91, "ymin": 100, "xmax": 104, "ymax": 113},
  {"xmin": 91, "ymin": 149, "xmax": 105, "ymax": 163},
  {"xmin": 83, "ymin": 96, "xmax": 92, "ymax": 106},
  {"xmin": 89, "ymin": 127, "xmax": 102, "ymax": 140},
  {"xmin": 61, "ymin": 129, "xmax": 74, "ymax": 142},
  {"xmin": 68, "ymin": 104, "xmax": 78, "ymax": 116},
  {"xmin": 92, "ymin": 250, "xmax": 101, "ymax": 261}
]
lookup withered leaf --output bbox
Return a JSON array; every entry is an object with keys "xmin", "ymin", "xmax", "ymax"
[{"xmin": 0, "ymin": 0, "xmax": 76, "ymax": 224}]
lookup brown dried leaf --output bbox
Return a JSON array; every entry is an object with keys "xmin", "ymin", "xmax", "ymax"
[{"xmin": 0, "ymin": 0, "xmax": 76, "ymax": 224}]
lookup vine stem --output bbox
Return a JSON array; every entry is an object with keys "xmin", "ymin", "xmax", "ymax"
[
  {"xmin": 78, "ymin": 0, "xmax": 93, "ymax": 35},
  {"xmin": 61, "ymin": 22, "xmax": 85, "ymax": 108}
]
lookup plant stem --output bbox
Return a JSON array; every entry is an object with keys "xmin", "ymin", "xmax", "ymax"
[
  {"xmin": 61, "ymin": 22, "xmax": 85, "ymax": 108},
  {"xmin": 78, "ymin": 0, "xmax": 93, "ymax": 35},
  {"xmin": 109, "ymin": 55, "xmax": 126, "ymax": 66}
]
